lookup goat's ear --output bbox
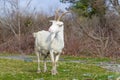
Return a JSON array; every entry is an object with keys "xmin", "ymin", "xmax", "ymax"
[{"xmin": 49, "ymin": 20, "xmax": 55, "ymax": 23}]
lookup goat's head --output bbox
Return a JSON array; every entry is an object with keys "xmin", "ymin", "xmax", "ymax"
[
  {"xmin": 48, "ymin": 9, "xmax": 69, "ymax": 33},
  {"xmin": 49, "ymin": 20, "xmax": 64, "ymax": 33}
]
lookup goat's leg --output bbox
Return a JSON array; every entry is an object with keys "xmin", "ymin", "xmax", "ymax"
[
  {"xmin": 54, "ymin": 53, "xmax": 61, "ymax": 74},
  {"xmin": 36, "ymin": 51, "xmax": 41, "ymax": 73},
  {"xmin": 50, "ymin": 50, "xmax": 56, "ymax": 75},
  {"xmin": 43, "ymin": 52, "xmax": 49, "ymax": 72},
  {"xmin": 43, "ymin": 57, "xmax": 47, "ymax": 72}
]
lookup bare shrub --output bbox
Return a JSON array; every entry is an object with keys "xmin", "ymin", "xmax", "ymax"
[
  {"xmin": 0, "ymin": 12, "xmax": 50, "ymax": 54},
  {"xmin": 0, "ymin": 0, "xmax": 120, "ymax": 58},
  {"xmin": 0, "ymin": 34, "xmax": 34, "ymax": 54},
  {"xmin": 0, "ymin": 0, "xmax": 50, "ymax": 54},
  {"xmin": 75, "ymin": 14, "xmax": 120, "ymax": 57}
]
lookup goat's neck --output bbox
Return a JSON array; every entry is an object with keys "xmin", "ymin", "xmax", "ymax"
[
  {"xmin": 56, "ymin": 31, "xmax": 64, "ymax": 41},
  {"xmin": 50, "ymin": 30, "xmax": 64, "ymax": 42}
]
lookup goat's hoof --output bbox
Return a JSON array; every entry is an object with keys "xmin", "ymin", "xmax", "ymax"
[
  {"xmin": 51, "ymin": 70, "xmax": 58, "ymax": 75},
  {"xmin": 37, "ymin": 70, "xmax": 41, "ymax": 73},
  {"xmin": 43, "ymin": 70, "xmax": 47, "ymax": 73}
]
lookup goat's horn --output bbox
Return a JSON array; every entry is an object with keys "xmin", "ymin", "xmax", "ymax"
[
  {"xmin": 57, "ymin": 11, "xmax": 70, "ymax": 21},
  {"xmin": 54, "ymin": 9, "xmax": 60, "ymax": 20}
]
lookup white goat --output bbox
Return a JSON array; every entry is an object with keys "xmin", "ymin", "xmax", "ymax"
[{"xmin": 33, "ymin": 10, "xmax": 69, "ymax": 75}]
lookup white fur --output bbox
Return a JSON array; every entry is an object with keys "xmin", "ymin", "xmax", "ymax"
[{"xmin": 33, "ymin": 21, "xmax": 64, "ymax": 75}]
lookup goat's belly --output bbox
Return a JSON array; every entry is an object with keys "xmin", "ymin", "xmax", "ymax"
[
  {"xmin": 37, "ymin": 41, "xmax": 50, "ymax": 49},
  {"xmin": 40, "ymin": 49, "xmax": 49, "ymax": 55}
]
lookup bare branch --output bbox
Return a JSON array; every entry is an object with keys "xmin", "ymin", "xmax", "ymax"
[
  {"xmin": 109, "ymin": 0, "xmax": 120, "ymax": 14},
  {"xmin": 104, "ymin": 37, "xmax": 109, "ymax": 50},
  {"xmin": 82, "ymin": 28, "xmax": 101, "ymax": 41}
]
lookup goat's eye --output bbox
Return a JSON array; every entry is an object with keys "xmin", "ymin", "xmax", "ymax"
[{"xmin": 58, "ymin": 24, "xmax": 63, "ymax": 27}]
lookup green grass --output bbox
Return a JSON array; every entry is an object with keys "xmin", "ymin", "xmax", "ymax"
[
  {"xmin": 0, "ymin": 55, "xmax": 119, "ymax": 80},
  {"xmin": 62, "ymin": 55, "xmax": 111, "ymax": 62}
]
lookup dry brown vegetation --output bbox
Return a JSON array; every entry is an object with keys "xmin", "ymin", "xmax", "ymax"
[{"xmin": 0, "ymin": 0, "xmax": 120, "ymax": 58}]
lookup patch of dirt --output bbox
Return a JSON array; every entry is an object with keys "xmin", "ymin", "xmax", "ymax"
[{"xmin": 97, "ymin": 62, "xmax": 120, "ymax": 72}]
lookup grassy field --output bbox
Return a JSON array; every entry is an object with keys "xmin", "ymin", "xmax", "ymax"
[{"xmin": 0, "ymin": 55, "xmax": 120, "ymax": 80}]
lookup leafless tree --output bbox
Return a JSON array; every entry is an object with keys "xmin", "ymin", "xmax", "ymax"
[
  {"xmin": 0, "ymin": 0, "xmax": 35, "ymax": 54},
  {"xmin": 109, "ymin": 0, "xmax": 120, "ymax": 15},
  {"xmin": 72, "ymin": 16, "xmax": 110, "ymax": 57}
]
